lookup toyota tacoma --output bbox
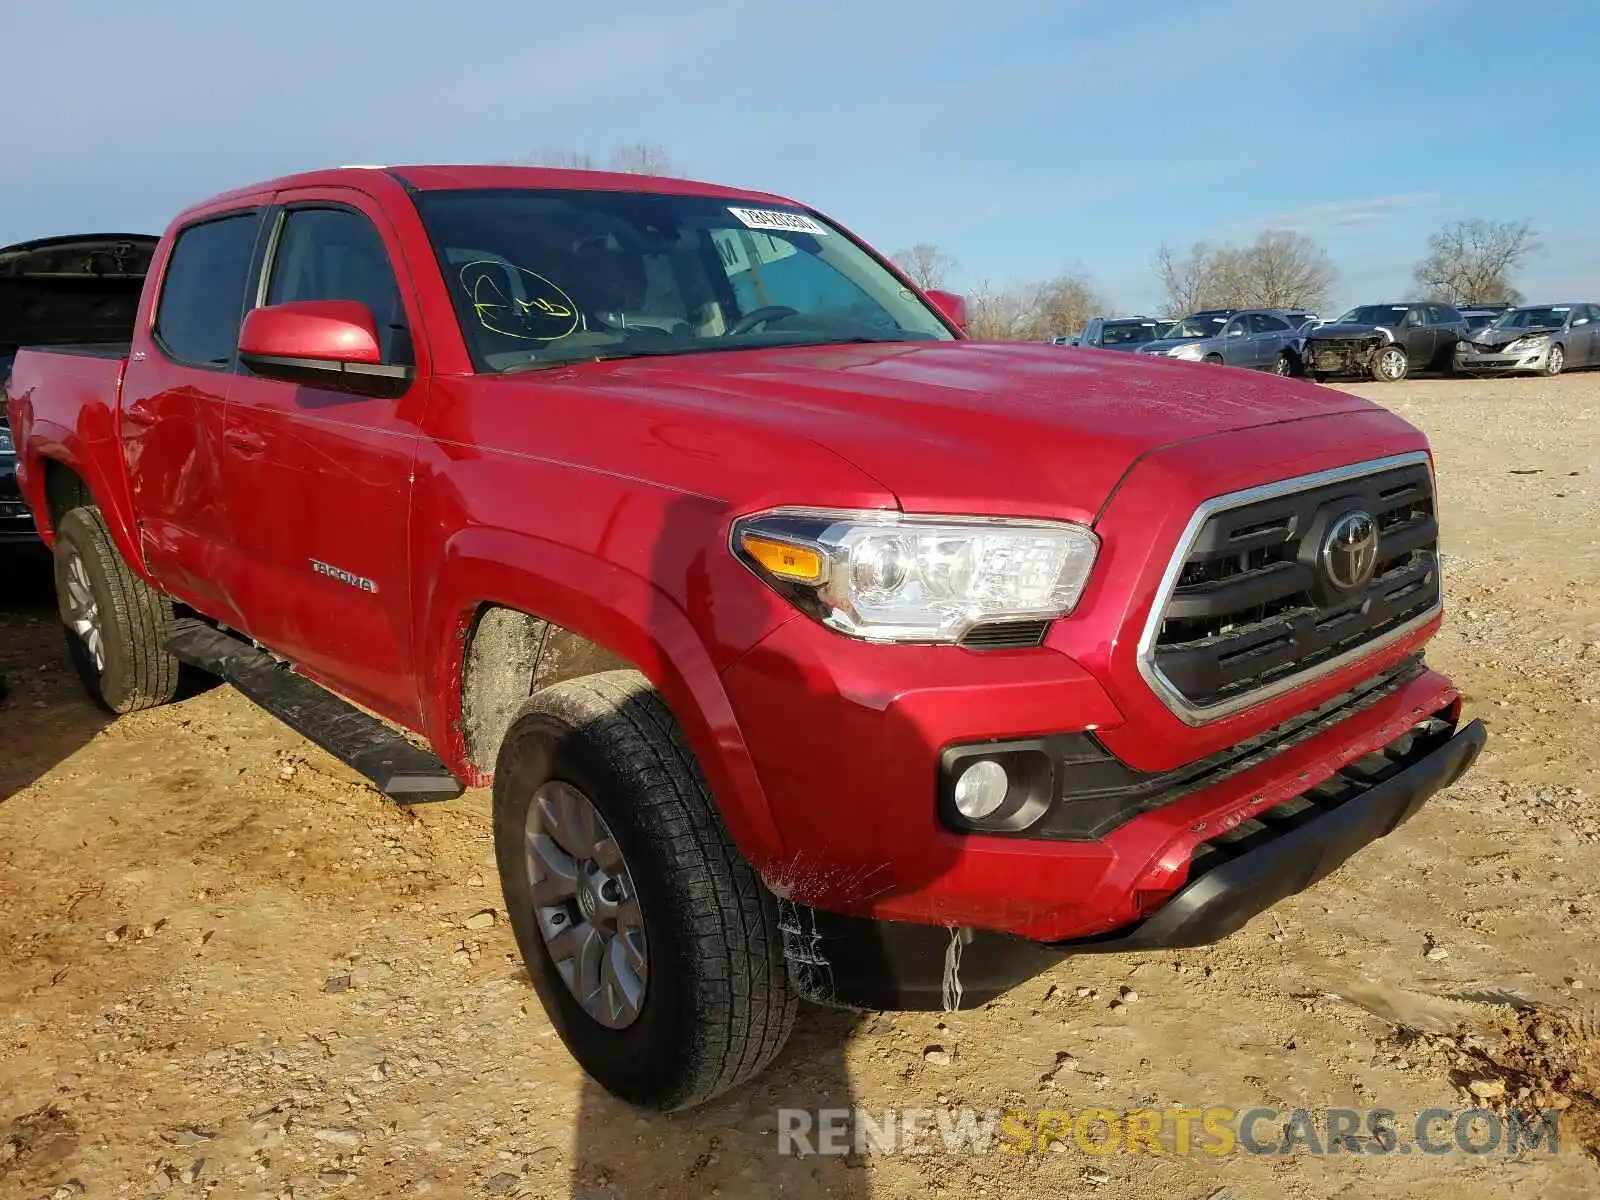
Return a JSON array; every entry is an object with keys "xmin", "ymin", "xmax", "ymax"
[{"xmin": 6, "ymin": 165, "xmax": 1484, "ymax": 1111}]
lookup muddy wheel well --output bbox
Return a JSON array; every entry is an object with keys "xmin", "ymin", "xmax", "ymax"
[
  {"xmin": 43, "ymin": 461, "xmax": 93, "ymax": 531},
  {"xmin": 459, "ymin": 605, "xmax": 631, "ymax": 774}
]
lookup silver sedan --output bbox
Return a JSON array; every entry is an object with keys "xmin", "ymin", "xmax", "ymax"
[{"xmin": 1456, "ymin": 303, "xmax": 1600, "ymax": 376}]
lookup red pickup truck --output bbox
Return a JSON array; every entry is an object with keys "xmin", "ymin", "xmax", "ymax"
[{"xmin": 7, "ymin": 165, "xmax": 1484, "ymax": 1111}]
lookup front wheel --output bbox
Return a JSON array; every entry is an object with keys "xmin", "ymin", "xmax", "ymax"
[
  {"xmin": 1204, "ymin": 354, "xmax": 1224, "ymax": 365},
  {"xmin": 1371, "ymin": 344, "xmax": 1409, "ymax": 382},
  {"xmin": 493, "ymin": 670, "xmax": 797, "ymax": 1111},
  {"xmin": 53, "ymin": 506, "xmax": 180, "ymax": 713},
  {"xmin": 1269, "ymin": 351, "xmax": 1292, "ymax": 376},
  {"xmin": 1543, "ymin": 343, "xmax": 1565, "ymax": 376}
]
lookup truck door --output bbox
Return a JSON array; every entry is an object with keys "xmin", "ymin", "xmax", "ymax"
[
  {"xmin": 121, "ymin": 207, "xmax": 267, "ymax": 622},
  {"xmin": 221, "ymin": 191, "xmax": 426, "ymax": 725}
]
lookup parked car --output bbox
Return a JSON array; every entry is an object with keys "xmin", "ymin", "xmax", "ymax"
[
  {"xmin": 1302, "ymin": 302, "xmax": 1469, "ymax": 381},
  {"xmin": 8, "ymin": 165, "xmax": 1482, "ymax": 1111},
  {"xmin": 1, "ymin": 233, "xmax": 157, "ymax": 550},
  {"xmin": 1050, "ymin": 333, "xmax": 1080, "ymax": 346},
  {"xmin": 1458, "ymin": 307, "xmax": 1501, "ymax": 332},
  {"xmin": 1076, "ymin": 315, "xmax": 1168, "ymax": 351},
  {"xmin": 1137, "ymin": 308, "xmax": 1307, "ymax": 375},
  {"xmin": 1456, "ymin": 303, "xmax": 1600, "ymax": 376}
]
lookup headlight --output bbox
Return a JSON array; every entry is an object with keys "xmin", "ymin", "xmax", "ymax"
[
  {"xmin": 1505, "ymin": 335, "xmax": 1548, "ymax": 353},
  {"xmin": 0, "ymin": 425, "xmax": 13, "ymax": 457},
  {"xmin": 1168, "ymin": 344, "xmax": 1205, "ymax": 360},
  {"xmin": 733, "ymin": 509, "xmax": 1099, "ymax": 643}
]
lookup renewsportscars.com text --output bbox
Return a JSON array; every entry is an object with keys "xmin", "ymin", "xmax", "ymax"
[{"xmin": 777, "ymin": 1106, "xmax": 1563, "ymax": 1158}]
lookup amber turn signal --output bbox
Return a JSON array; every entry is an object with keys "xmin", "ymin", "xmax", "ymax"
[{"xmin": 739, "ymin": 533, "xmax": 826, "ymax": 584}]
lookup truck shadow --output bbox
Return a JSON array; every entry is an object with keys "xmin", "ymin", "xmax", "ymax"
[{"xmin": 0, "ymin": 545, "xmax": 111, "ymax": 801}]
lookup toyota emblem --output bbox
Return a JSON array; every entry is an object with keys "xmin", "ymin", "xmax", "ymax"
[{"xmin": 1321, "ymin": 510, "xmax": 1379, "ymax": 590}]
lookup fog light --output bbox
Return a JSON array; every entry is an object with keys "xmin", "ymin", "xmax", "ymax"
[{"xmin": 953, "ymin": 759, "xmax": 1009, "ymax": 820}]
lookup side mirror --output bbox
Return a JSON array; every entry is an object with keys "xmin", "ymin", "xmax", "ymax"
[
  {"xmin": 238, "ymin": 300, "xmax": 410, "ymax": 397},
  {"xmin": 925, "ymin": 288, "xmax": 970, "ymax": 333}
]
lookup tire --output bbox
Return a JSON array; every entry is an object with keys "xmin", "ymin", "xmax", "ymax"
[
  {"xmin": 1543, "ymin": 343, "xmax": 1565, "ymax": 376},
  {"xmin": 52, "ymin": 506, "xmax": 180, "ymax": 714},
  {"xmin": 492, "ymin": 669, "xmax": 796, "ymax": 1111},
  {"xmin": 1269, "ymin": 351, "xmax": 1292, "ymax": 377},
  {"xmin": 1204, "ymin": 354, "xmax": 1223, "ymax": 365},
  {"xmin": 1371, "ymin": 344, "xmax": 1409, "ymax": 382}
]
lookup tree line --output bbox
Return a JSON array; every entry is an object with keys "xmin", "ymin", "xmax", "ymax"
[
  {"xmin": 509, "ymin": 148, "xmax": 1540, "ymax": 337},
  {"xmin": 896, "ymin": 219, "xmax": 1540, "ymax": 339}
]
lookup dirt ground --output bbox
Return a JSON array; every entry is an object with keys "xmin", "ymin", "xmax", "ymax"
[{"xmin": 3, "ymin": 372, "xmax": 1599, "ymax": 1200}]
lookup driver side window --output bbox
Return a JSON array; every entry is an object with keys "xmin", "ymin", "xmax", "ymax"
[{"xmin": 265, "ymin": 207, "xmax": 413, "ymax": 365}]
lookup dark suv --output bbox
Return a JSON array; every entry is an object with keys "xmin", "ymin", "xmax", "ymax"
[{"xmin": 1303, "ymin": 302, "xmax": 1469, "ymax": 381}]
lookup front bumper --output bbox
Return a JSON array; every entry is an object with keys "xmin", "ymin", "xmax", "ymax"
[
  {"xmin": 1457, "ymin": 346, "xmax": 1551, "ymax": 373},
  {"xmin": 791, "ymin": 715, "xmax": 1485, "ymax": 1010},
  {"xmin": 1305, "ymin": 339, "xmax": 1381, "ymax": 376}
]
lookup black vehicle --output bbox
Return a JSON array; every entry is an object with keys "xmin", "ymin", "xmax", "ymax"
[
  {"xmin": 1302, "ymin": 301, "xmax": 1470, "ymax": 382},
  {"xmin": 1, "ymin": 233, "xmax": 157, "ymax": 548}
]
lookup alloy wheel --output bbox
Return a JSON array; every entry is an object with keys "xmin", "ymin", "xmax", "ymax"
[
  {"xmin": 524, "ymin": 780, "xmax": 649, "ymax": 1028},
  {"xmin": 64, "ymin": 552, "xmax": 105, "ymax": 672},
  {"xmin": 1379, "ymin": 348, "xmax": 1407, "ymax": 380}
]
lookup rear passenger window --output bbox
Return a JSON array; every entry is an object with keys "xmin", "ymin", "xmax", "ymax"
[
  {"xmin": 154, "ymin": 212, "xmax": 262, "ymax": 368},
  {"xmin": 265, "ymin": 208, "xmax": 411, "ymax": 365}
]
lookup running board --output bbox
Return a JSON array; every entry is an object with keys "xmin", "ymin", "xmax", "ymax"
[{"xmin": 165, "ymin": 619, "xmax": 464, "ymax": 804}]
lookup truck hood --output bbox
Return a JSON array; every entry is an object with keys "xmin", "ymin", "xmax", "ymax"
[{"xmin": 540, "ymin": 340, "xmax": 1381, "ymax": 519}]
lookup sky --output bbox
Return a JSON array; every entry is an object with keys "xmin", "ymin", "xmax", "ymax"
[{"xmin": 3, "ymin": 0, "xmax": 1598, "ymax": 316}]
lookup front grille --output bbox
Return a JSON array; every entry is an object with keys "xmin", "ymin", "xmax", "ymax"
[{"xmin": 1140, "ymin": 454, "xmax": 1441, "ymax": 721}]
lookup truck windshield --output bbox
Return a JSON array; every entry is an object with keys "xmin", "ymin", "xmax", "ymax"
[{"xmin": 410, "ymin": 188, "xmax": 956, "ymax": 371}]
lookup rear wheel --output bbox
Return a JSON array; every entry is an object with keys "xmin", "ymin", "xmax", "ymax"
[
  {"xmin": 1371, "ymin": 344, "xmax": 1409, "ymax": 382},
  {"xmin": 52, "ymin": 506, "xmax": 180, "ymax": 713},
  {"xmin": 493, "ymin": 670, "xmax": 796, "ymax": 1111},
  {"xmin": 1543, "ymin": 343, "xmax": 1565, "ymax": 376}
]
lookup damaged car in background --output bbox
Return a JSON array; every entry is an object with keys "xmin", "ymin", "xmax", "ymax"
[
  {"xmin": 1455, "ymin": 303, "xmax": 1600, "ymax": 376},
  {"xmin": 1303, "ymin": 302, "xmax": 1469, "ymax": 382}
]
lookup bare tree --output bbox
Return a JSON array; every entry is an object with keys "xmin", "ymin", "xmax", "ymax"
[
  {"xmin": 1020, "ymin": 272, "xmax": 1110, "ymax": 341},
  {"xmin": 965, "ymin": 280, "xmax": 1043, "ymax": 340},
  {"xmin": 511, "ymin": 146, "xmax": 598, "ymax": 169},
  {"xmin": 1157, "ymin": 232, "xmax": 1334, "ymax": 314},
  {"xmin": 607, "ymin": 142, "xmax": 674, "ymax": 175},
  {"xmin": 1412, "ymin": 219, "xmax": 1538, "ymax": 306},
  {"xmin": 891, "ymin": 243, "xmax": 958, "ymax": 291},
  {"xmin": 1225, "ymin": 230, "xmax": 1337, "ymax": 310},
  {"xmin": 1156, "ymin": 241, "xmax": 1231, "ymax": 314},
  {"xmin": 964, "ymin": 272, "xmax": 1111, "ymax": 340},
  {"xmin": 508, "ymin": 142, "xmax": 674, "ymax": 174}
]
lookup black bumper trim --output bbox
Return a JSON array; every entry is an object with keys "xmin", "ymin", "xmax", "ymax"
[{"xmin": 789, "ymin": 717, "xmax": 1485, "ymax": 1011}]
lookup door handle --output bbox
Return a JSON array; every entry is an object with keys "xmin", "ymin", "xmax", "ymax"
[{"xmin": 224, "ymin": 427, "xmax": 267, "ymax": 456}]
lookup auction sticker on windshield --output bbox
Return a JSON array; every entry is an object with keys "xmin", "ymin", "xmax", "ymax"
[{"xmin": 728, "ymin": 207, "xmax": 829, "ymax": 236}]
